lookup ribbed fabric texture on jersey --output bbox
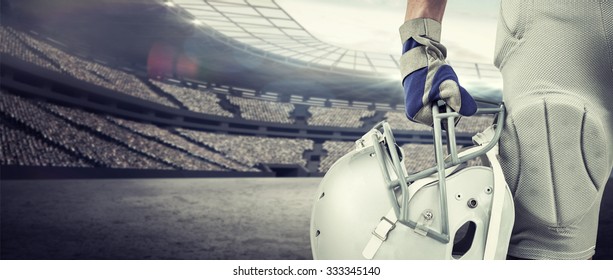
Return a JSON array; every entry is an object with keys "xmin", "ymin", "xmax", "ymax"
[{"xmin": 494, "ymin": 0, "xmax": 613, "ymax": 260}]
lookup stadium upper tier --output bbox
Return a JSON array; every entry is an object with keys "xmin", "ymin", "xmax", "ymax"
[
  {"xmin": 0, "ymin": 26, "xmax": 181, "ymax": 108},
  {"xmin": 169, "ymin": 0, "xmax": 502, "ymax": 81}
]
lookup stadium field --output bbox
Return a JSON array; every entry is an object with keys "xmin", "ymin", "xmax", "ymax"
[{"xmin": 2, "ymin": 177, "xmax": 612, "ymax": 260}]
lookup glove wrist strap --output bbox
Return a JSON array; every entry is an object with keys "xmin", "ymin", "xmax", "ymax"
[
  {"xmin": 400, "ymin": 46, "xmax": 428, "ymax": 80},
  {"xmin": 399, "ymin": 18, "xmax": 442, "ymax": 43}
]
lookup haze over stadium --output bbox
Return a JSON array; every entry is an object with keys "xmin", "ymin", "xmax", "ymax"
[{"xmin": 0, "ymin": 0, "xmax": 611, "ymax": 261}]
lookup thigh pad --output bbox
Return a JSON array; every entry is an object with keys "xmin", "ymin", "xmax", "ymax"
[{"xmin": 499, "ymin": 95, "xmax": 608, "ymax": 227}]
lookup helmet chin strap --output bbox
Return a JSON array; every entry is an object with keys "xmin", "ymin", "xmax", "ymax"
[{"xmin": 362, "ymin": 208, "xmax": 398, "ymax": 259}]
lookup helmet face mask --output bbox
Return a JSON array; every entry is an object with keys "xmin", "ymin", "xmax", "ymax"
[{"xmin": 310, "ymin": 103, "xmax": 515, "ymax": 260}]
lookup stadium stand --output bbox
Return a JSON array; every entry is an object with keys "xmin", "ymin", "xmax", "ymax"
[
  {"xmin": 385, "ymin": 110, "xmax": 494, "ymax": 134},
  {"xmin": 401, "ymin": 143, "xmax": 437, "ymax": 174},
  {"xmin": 177, "ymin": 129, "xmax": 313, "ymax": 168},
  {"xmin": 455, "ymin": 115, "xmax": 495, "ymax": 134},
  {"xmin": 44, "ymin": 103, "xmax": 225, "ymax": 171},
  {"xmin": 318, "ymin": 141, "xmax": 446, "ymax": 175},
  {"xmin": 150, "ymin": 79, "xmax": 234, "ymax": 117},
  {"xmin": 1, "ymin": 25, "xmax": 496, "ymax": 176},
  {"xmin": 403, "ymin": 143, "xmax": 486, "ymax": 173},
  {"xmin": 2, "ymin": 26, "xmax": 491, "ymax": 134},
  {"xmin": 318, "ymin": 141, "xmax": 440, "ymax": 174},
  {"xmin": 307, "ymin": 106, "xmax": 375, "ymax": 128},
  {"xmin": 108, "ymin": 117, "xmax": 258, "ymax": 172},
  {"xmin": 228, "ymin": 95, "xmax": 295, "ymax": 124},
  {"xmin": 0, "ymin": 26, "xmax": 62, "ymax": 73},
  {"xmin": 0, "ymin": 92, "xmax": 172, "ymax": 169},
  {"xmin": 319, "ymin": 141, "xmax": 355, "ymax": 172},
  {"xmin": 0, "ymin": 119, "xmax": 92, "ymax": 167},
  {"xmin": 384, "ymin": 111, "xmax": 432, "ymax": 132},
  {"xmin": 1, "ymin": 26, "xmax": 180, "ymax": 108}
]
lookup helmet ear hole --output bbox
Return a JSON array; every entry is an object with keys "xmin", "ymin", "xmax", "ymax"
[
  {"xmin": 452, "ymin": 221, "xmax": 477, "ymax": 259},
  {"xmin": 319, "ymin": 192, "xmax": 325, "ymax": 200}
]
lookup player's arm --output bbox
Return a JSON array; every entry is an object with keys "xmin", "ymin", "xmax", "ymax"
[
  {"xmin": 405, "ymin": 0, "xmax": 447, "ymax": 22},
  {"xmin": 400, "ymin": 0, "xmax": 476, "ymax": 126}
]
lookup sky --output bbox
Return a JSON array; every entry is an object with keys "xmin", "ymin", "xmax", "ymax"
[{"xmin": 277, "ymin": 0, "xmax": 501, "ymax": 64}]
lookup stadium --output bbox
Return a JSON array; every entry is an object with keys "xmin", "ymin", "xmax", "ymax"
[{"xmin": 1, "ymin": 0, "xmax": 611, "ymax": 260}]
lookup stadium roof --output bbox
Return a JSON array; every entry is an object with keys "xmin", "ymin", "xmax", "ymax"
[
  {"xmin": 171, "ymin": 0, "xmax": 398, "ymax": 76},
  {"xmin": 168, "ymin": 0, "xmax": 502, "ymax": 82}
]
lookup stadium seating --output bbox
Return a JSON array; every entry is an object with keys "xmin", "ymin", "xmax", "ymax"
[
  {"xmin": 0, "ymin": 26, "xmax": 61, "ymax": 73},
  {"xmin": 44, "ymin": 103, "xmax": 224, "ymax": 171},
  {"xmin": 401, "ymin": 143, "xmax": 437, "ymax": 174},
  {"xmin": 3, "ymin": 27, "xmax": 492, "ymax": 133},
  {"xmin": 1, "ymin": 26, "xmax": 498, "ymax": 176},
  {"xmin": 0, "ymin": 119, "xmax": 91, "ymax": 167},
  {"xmin": 455, "ymin": 115, "xmax": 494, "ymax": 134},
  {"xmin": 150, "ymin": 79, "xmax": 234, "ymax": 117},
  {"xmin": 307, "ymin": 106, "xmax": 375, "ymax": 128},
  {"xmin": 318, "ymin": 141, "xmax": 443, "ymax": 174},
  {"xmin": 228, "ymin": 95, "xmax": 295, "ymax": 124},
  {"xmin": 108, "ymin": 117, "xmax": 258, "ymax": 172},
  {"xmin": 384, "ymin": 111, "xmax": 432, "ymax": 132},
  {"xmin": 384, "ymin": 111, "xmax": 494, "ymax": 134},
  {"xmin": 0, "ymin": 91, "xmax": 315, "ymax": 172},
  {"xmin": 177, "ymin": 129, "xmax": 313, "ymax": 168},
  {"xmin": 0, "ymin": 92, "xmax": 172, "ymax": 169},
  {"xmin": 1, "ymin": 26, "xmax": 179, "ymax": 108},
  {"xmin": 319, "ymin": 141, "xmax": 355, "ymax": 172}
]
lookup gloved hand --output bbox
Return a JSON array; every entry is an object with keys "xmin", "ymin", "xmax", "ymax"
[{"xmin": 399, "ymin": 18, "xmax": 477, "ymax": 126}]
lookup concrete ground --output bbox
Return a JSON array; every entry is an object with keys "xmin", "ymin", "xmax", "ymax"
[{"xmin": 1, "ymin": 177, "xmax": 612, "ymax": 259}]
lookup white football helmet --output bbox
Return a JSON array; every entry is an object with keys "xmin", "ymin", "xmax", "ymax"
[{"xmin": 310, "ymin": 102, "xmax": 515, "ymax": 260}]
